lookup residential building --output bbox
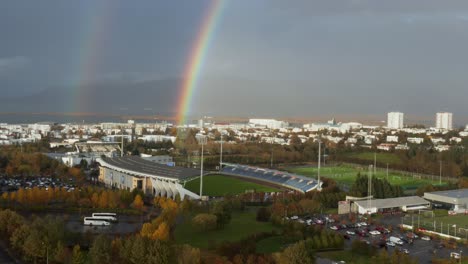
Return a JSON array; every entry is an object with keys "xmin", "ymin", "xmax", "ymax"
[
  {"xmin": 436, "ymin": 112, "xmax": 453, "ymax": 130},
  {"xmin": 387, "ymin": 112, "xmax": 404, "ymax": 129},
  {"xmin": 249, "ymin": 119, "xmax": 289, "ymax": 129}
]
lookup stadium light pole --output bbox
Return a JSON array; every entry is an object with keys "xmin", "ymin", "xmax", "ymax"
[
  {"xmin": 219, "ymin": 134, "xmax": 223, "ymax": 171},
  {"xmin": 374, "ymin": 152, "xmax": 377, "ymax": 175},
  {"xmin": 386, "ymin": 163, "xmax": 389, "ymax": 180},
  {"xmin": 199, "ymin": 135, "xmax": 207, "ymax": 198},
  {"xmin": 317, "ymin": 139, "xmax": 321, "ymax": 190},
  {"xmin": 439, "ymin": 160, "xmax": 442, "ymax": 185}
]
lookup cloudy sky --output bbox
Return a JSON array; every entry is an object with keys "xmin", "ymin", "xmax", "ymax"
[{"xmin": 1, "ymin": 1, "xmax": 468, "ymax": 121}]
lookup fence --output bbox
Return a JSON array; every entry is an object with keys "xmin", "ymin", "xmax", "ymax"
[
  {"xmin": 401, "ymin": 213, "xmax": 468, "ymax": 240},
  {"xmin": 336, "ymin": 162, "xmax": 459, "ymax": 184}
]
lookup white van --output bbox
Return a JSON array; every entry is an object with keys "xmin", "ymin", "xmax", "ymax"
[{"xmin": 389, "ymin": 236, "xmax": 404, "ymax": 245}]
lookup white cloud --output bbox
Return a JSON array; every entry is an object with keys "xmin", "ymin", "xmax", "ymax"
[{"xmin": 0, "ymin": 56, "xmax": 30, "ymax": 73}]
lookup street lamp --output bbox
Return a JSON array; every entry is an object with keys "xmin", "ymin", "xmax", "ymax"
[
  {"xmin": 317, "ymin": 138, "xmax": 322, "ymax": 190},
  {"xmin": 198, "ymin": 135, "xmax": 207, "ymax": 198}
]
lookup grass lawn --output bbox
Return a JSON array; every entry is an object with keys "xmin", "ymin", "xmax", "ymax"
[
  {"xmin": 433, "ymin": 215, "xmax": 468, "ymax": 228},
  {"xmin": 174, "ymin": 211, "xmax": 279, "ymax": 249},
  {"xmin": 345, "ymin": 152, "xmax": 403, "ymax": 165},
  {"xmin": 256, "ymin": 236, "xmax": 299, "ymax": 254},
  {"xmin": 318, "ymin": 250, "xmax": 374, "ymax": 264},
  {"xmin": 184, "ymin": 174, "xmax": 279, "ymax": 196},
  {"xmin": 288, "ymin": 165, "xmax": 445, "ymax": 189}
]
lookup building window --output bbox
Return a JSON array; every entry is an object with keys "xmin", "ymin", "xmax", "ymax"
[{"xmin": 137, "ymin": 180, "xmax": 143, "ymax": 190}]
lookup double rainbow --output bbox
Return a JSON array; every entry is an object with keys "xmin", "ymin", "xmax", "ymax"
[{"xmin": 175, "ymin": 0, "xmax": 226, "ymax": 125}]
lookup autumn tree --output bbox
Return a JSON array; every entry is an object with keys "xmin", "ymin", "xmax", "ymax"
[
  {"xmin": 192, "ymin": 213, "xmax": 218, "ymax": 231},
  {"xmin": 177, "ymin": 244, "xmax": 201, "ymax": 264},
  {"xmin": 132, "ymin": 194, "xmax": 144, "ymax": 210},
  {"xmin": 278, "ymin": 240, "xmax": 315, "ymax": 264},
  {"xmin": 152, "ymin": 222, "xmax": 170, "ymax": 241}
]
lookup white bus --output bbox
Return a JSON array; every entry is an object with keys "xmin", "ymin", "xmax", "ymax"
[
  {"xmin": 91, "ymin": 213, "xmax": 118, "ymax": 222},
  {"xmin": 83, "ymin": 217, "xmax": 111, "ymax": 226}
]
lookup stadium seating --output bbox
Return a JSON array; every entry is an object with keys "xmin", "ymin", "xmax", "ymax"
[{"xmin": 220, "ymin": 163, "xmax": 319, "ymax": 193}]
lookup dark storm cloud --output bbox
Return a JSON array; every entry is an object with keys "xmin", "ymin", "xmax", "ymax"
[{"xmin": 0, "ymin": 1, "xmax": 467, "ymax": 123}]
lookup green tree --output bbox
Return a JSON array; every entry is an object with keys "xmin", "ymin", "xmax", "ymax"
[
  {"xmin": 211, "ymin": 201, "xmax": 232, "ymax": 228},
  {"xmin": 279, "ymin": 240, "xmax": 315, "ymax": 264},
  {"xmin": 89, "ymin": 234, "xmax": 112, "ymax": 264},
  {"xmin": 146, "ymin": 240, "xmax": 173, "ymax": 264},
  {"xmin": 72, "ymin": 245, "xmax": 85, "ymax": 264}
]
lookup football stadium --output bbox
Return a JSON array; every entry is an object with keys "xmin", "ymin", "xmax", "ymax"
[{"xmin": 97, "ymin": 157, "xmax": 322, "ymax": 200}]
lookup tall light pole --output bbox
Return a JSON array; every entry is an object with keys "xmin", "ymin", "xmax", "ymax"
[
  {"xmin": 439, "ymin": 160, "xmax": 442, "ymax": 184},
  {"xmin": 318, "ymin": 139, "xmax": 321, "ymax": 190},
  {"xmin": 386, "ymin": 163, "xmax": 389, "ymax": 180},
  {"xmin": 199, "ymin": 135, "xmax": 207, "ymax": 198},
  {"xmin": 219, "ymin": 134, "xmax": 223, "ymax": 171},
  {"xmin": 374, "ymin": 152, "xmax": 377, "ymax": 175},
  {"xmin": 270, "ymin": 137, "xmax": 274, "ymax": 168},
  {"xmin": 121, "ymin": 126, "xmax": 124, "ymax": 157},
  {"xmin": 368, "ymin": 165, "xmax": 373, "ymax": 214}
]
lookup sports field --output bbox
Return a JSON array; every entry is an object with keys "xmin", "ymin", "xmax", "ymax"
[
  {"xmin": 184, "ymin": 174, "xmax": 279, "ymax": 196},
  {"xmin": 344, "ymin": 152, "xmax": 404, "ymax": 165},
  {"xmin": 404, "ymin": 211, "xmax": 468, "ymax": 238},
  {"xmin": 288, "ymin": 165, "xmax": 445, "ymax": 189}
]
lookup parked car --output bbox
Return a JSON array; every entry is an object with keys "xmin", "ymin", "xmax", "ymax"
[
  {"xmin": 421, "ymin": 236, "xmax": 431, "ymax": 241},
  {"xmin": 386, "ymin": 241, "xmax": 396, "ymax": 247},
  {"xmin": 369, "ymin": 230, "xmax": 381, "ymax": 236},
  {"xmin": 346, "ymin": 230, "xmax": 356, "ymax": 236},
  {"xmin": 397, "ymin": 247, "xmax": 409, "ymax": 254},
  {"xmin": 330, "ymin": 225, "xmax": 339, "ymax": 231}
]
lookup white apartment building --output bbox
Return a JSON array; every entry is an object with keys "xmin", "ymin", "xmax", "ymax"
[
  {"xmin": 249, "ymin": 119, "xmax": 289, "ymax": 129},
  {"xmin": 435, "ymin": 112, "xmax": 453, "ymax": 130},
  {"xmin": 387, "ymin": 112, "xmax": 404, "ymax": 129}
]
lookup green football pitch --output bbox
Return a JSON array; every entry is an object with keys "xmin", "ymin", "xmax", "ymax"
[
  {"xmin": 184, "ymin": 174, "xmax": 279, "ymax": 196},
  {"xmin": 288, "ymin": 165, "xmax": 446, "ymax": 189}
]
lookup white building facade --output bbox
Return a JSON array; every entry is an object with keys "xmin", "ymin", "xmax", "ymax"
[
  {"xmin": 436, "ymin": 112, "xmax": 453, "ymax": 130},
  {"xmin": 249, "ymin": 119, "xmax": 289, "ymax": 129},
  {"xmin": 387, "ymin": 112, "xmax": 404, "ymax": 129}
]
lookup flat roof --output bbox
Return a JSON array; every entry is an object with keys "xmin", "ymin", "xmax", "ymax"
[
  {"xmin": 354, "ymin": 196, "xmax": 429, "ymax": 210},
  {"xmin": 424, "ymin": 189, "xmax": 468, "ymax": 199},
  {"xmin": 98, "ymin": 156, "xmax": 200, "ymax": 181}
]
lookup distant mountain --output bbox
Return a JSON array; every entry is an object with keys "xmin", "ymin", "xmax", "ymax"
[{"xmin": 0, "ymin": 79, "xmax": 182, "ymax": 116}]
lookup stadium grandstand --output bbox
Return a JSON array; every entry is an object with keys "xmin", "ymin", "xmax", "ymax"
[
  {"xmin": 97, "ymin": 156, "xmax": 201, "ymax": 200},
  {"xmin": 220, "ymin": 163, "xmax": 321, "ymax": 193}
]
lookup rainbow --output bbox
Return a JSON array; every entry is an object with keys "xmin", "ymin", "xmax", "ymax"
[
  {"xmin": 176, "ymin": 0, "xmax": 226, "ymax": 125},
  {"xmin": 71, "ymin": 1, "xmax": 112, "ymax": 113}
]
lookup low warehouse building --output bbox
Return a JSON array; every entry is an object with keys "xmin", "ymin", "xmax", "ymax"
[
  {"xmin": 97, "ymin": 156, "xmax": 201, "ymax": 200},
  {"xmin": 352, "ymin": 196, "xmax": 430, "ymax": 215},
  {"xmin": 424, "ymin": 189, "xmax": 468, "ymax": 213}
]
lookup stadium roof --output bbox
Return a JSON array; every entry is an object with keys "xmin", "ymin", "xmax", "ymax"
[
  {"xmin": 354, "ymin": 196, "xmax": 429, "ymax": 210},
  {"xmin": 98, "ymin": 156, "xmax": 200, "ymax": 181},
  {"xmin": 424, "ymin": 189, "xmax": 468, "ymax": 199}
]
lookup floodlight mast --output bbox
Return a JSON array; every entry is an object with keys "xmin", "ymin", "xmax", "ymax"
[
  {"xmin": 199, "ymin": 135, "xmax": 207, "ymax": 198},
  {"xmin": 219, "ymin": 134, "xmax": 223, "ymax": 171},
  {"xmin": 317, "ymin": 138, "xmax": 321, "ymax": 190}
]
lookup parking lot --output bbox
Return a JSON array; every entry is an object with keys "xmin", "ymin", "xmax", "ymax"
[
  {"xmin": 286, "ymin": 214, "xmax": 467, "ymax": 263},
  {"xmin": 0, "ymin": 176, "xmax": 77, "ymax": 193}
]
